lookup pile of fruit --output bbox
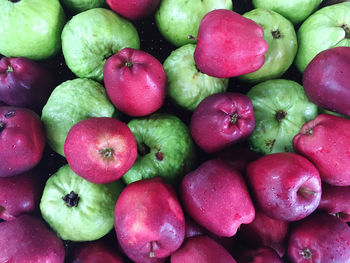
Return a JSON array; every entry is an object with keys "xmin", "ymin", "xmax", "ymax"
[{"xmin": 1, "ymin": 0, "xmax": 350, "ymax": 262}]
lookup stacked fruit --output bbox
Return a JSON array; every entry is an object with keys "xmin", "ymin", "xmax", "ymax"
[{"xmin": 1, "ymin": 0, "xmax": 350, "ymax": 262}]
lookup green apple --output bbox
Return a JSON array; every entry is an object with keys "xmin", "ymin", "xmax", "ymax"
[
  {"xmin": 239, "ymin": 8, "xmax": 297, "ymax": 83},
  {"xmin": 61, "ymin": 8, "xmax": 140, "ymax": 82},
  {"xmin": 155, "ymin": 0, "xmax": 232, "ymax": 47},
  {"xmin": 252, "ymin": 0, "xmax": 322, "ymax": 24},
  {"xmin": 163, "ymin": 44, "xmax": 228, "ymax": 111},
  {"xmin": 295, "ymin": 2, "xmax": 350, "ymax": 72},
  {"xmin": 123, "ymin": 113, "xmax": 196, "ymax": 185},
  {"xmin": 0, "ymin": 0, "xmax": 66, "ymax": 60},
  {"xmin": 247, "ymin": 79, "xmax": 318, "ymax": 155},
  {"xmin": 40, "ymin": 164, "xmax": 124, "ymax": 241},
  {"xmin": 41, "ymin": 78, "xmax": 116, "ymax": 156},
  {"xmin": 60, "ymin": 0, "xmax": 106, "ymax": 13}
]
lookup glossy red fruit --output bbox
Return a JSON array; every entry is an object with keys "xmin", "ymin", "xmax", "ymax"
[
  {"xmin": 171, "ymin": 235, "xmax": 237, "ymax": 263},
  {"xmin": 238, "ymin": 247, "xmax": 283, "ymax": 263},
  {"xmin": 64, "ymin": 117, "xmax": 137, "ymax": 184},
  {"xmin": 246, "ymin": 152, "xmax": 321, "ymax": 221},
  {"xmin": 190, "ymin": 92, "xmax": 255, "ymax": 153},
  {"xmin": 193, "ymin": 9, "xmax": 268, "ymax": 78},
  {"xmin": 0, "ymin": 215, "xmax": 65, "ymax": 262},
  {"xmin": 104, "ymin": 48, "xmax": 167, "ymax": 117},
  {"xmin": 288, "ymin": 213, "xmax": 350, "ymax": 263},
  {"xmin": 180, "ymin": 159, "xmax": 255, "ymax": 237},
  {"xmin": 0, "ymin": 106, "xmax": 45, "ymax": 177},
  {"xmin": 106, "ymin": 0, "xmax": 161, "ymax": 20},
  {"xmin": 114, "ymin": 177, "xmax": 185, "ymax": 263},
  {"xmin": 293, "ymin": 113, "xmax": 350, "ymax": 186},
  {"xmin": 303, "ymin": 47, "xmax": 350, "ymax": 116}
]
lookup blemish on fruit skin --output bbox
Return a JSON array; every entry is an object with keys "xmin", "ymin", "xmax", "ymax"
[
  {"xmin": 265, "ymin": 139, "xmax": 275, "ymax": 152},
  {"xmin": 155, "ymin": 151, "xmax": 164, "ymax": 161}
]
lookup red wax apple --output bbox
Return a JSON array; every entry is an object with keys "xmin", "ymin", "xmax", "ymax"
[
  {"xmin": 0, "ymin": 106, "xmax": 45, "ymax": 177},
  {"xmin": 246, "ymin": 152, "xmax": 322, "ymax": 221},
  {"xmin": 104, "ymin": 48, "xmax": 167, "ymax": 117},
  {"xmin": 293, "ymin": 113, "xmax": 350, "ymax": 186},
  {"xmin": 106, "ymin": 0, "xmax": 160, "ymax": 20},
  {"xmin": 0, "ymin": 170, "xmax": 42, "ymax": 221},
  {"xmin": 190, "ymin": 92, "xmax": 255, "ymax": 153},
  {"xmin": 303, "ymin": 47, "xmax": 350, "ymax": 116},
  {"xmin": 318, "ymin": 183, "xmax": 350, "ymax": 222},
  {"xmin": 193, "ymin": 9, "xmax": 268, "ymax": 78},
  {"xmin": 171, "ymin": 235, "xmax": 237, "ymax": 263},
  {"xmin": 114, "ymin": 177, "xmax": 185, "ymax": 263},
  {"xmin": 180, "ymin": 159, "xmax": 255, "ymax": 237},
  {"xmin": 238, "ymin": 210, "xmax": 289, "ymax": 257},
  {"xmin": 288, "ymin": 212, "xmax": 350, "ymax": 262},
  {"xmin": 0, "ymin": 57, "xmax": 54, "ymax": 112},
  {"xmin": 64, "ymin": 117, "xmax": 137, "ymax": 184},
  {"xmin": 238, "ymin": 247, "xmax": 284, "ymax": 263},
  {"xmin": 72, "ymin": 240, "xmax": 124, "ymax": 263},
  {"xmin": 0, "ymin": 215, "xmax": 65, "ymax": 262}
]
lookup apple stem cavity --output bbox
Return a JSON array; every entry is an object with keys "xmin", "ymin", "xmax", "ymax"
[
  {"xmin": 300, "ymin": 248, "xmax": 312, "ymax": 260},
  {"xmin": 297, "ymin": 187, "xmax": 316, "ymax": 198},
  {"xmin": 62, "ymin": 191, "xmax": 80, "ymax": 208},
  {"xmin": 138, "ymin": 142, "xmax": 150, "ymax": 156},
  {"xmin": 275, "ymin": 110, "xmax": 287, "ymax": 122},
  {"xmin": 342, "ymin": 24, "xmax": 350, "ymax": 39},
  {"xmin": 188, "ymin": 35, "xmax": 198, "ymax": 41},
  {"xmin": 100, "ymin": 148, "xmax": 114, "ymax": 160},
  {"xmin": 124, "ymin": 61, "xmax": 133, "ymax": 68},
  {"xmin": 6, "ymin": 65, "xmax": 13, "ymax": 73},
  {"xmin": 271, "ymin": 29, "xmax": 281, "ymax": 39},
  {"xmin": 229, "ymin": 113, "xmax": 239, "ymax": 124}
]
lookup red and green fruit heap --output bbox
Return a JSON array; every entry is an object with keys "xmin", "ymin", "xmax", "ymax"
[{"xmin": 1, "ymin": 0, "xmax": 350, "ymax": 262}]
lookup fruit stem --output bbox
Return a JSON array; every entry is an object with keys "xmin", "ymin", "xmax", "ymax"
[
  {"xmin": 62, "ymin": 191, "xmax": 80, "ymax": 208},
  {"xmin": 124, "ymin": 61, "xmax": 133, "ymax": 68},
  {"xmin": 342, "ymin": 24, "xmax": 350, "ymax": 39},
  {"xmin": 6, "ymin": 65, "xmax": 13, "ymax": 73},
  {"xmin": 100, "ymin": 148, "xmax": 114, "ymax": 160},
  {"xmin": 188, "ymin": 35, "xmax": 198, "ymax": 41}
]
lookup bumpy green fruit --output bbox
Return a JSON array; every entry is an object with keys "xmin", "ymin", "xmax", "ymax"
[
  {"xmin": 0, "ymin": 0, "xmax": 66, "ymax": 60},
  {"xmin": 41, "ymin": 78, "xmax": 116, "ymax": 156},
  {"xmin": 40, "ymin": 164, "xmax": 124, "ymax": 241},
  {"xmin": 247, "ymin": 79, "xmax": 318, "ymax": 154},
  {"xmin": 163, "ymin": 44, "xmax": 228, "ymax": 111},
  {"xmin": 61, "ymin": 8, "xmax": 140, "ymax": 82},
  {"xmin": 123, "ymin": 113, "xmax": 196, "ymax": 185}
]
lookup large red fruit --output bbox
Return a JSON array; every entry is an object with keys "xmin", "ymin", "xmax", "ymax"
[
  {"xmin": 64, "ymin": 117, "xmax": 137, "ymax": 184},
  {"xmin": 293, "ymin": 113, "xmax": 350, "ymax": 186},
  {"xmin": 104, "ymin": 48, "xmax": 166, "ymax": 117},
  {"xmin": 193, "ymin": 9, "xmax": 268, "ymax": 78},
  {"xmin": 107, "ymin": 0, "xmax": 161, "ymax": 20}
]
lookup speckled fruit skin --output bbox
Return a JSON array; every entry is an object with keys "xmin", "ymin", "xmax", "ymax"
[
  {"xmin": 194, "ymin": 9, "xmax": 268, "ymax": 78},
  {"xmin": 288, "ymin": 213, "xmax": 350, "ymax": 263},
  {"xmin": 246, "ymin": 152, "xmax": 322, "ymax": 221},
  {"xmin": 0, "ymin": 215, "xmax": 65, "ymax": 263},
  {"xmin": 0, "ymin": 107, "xmax": 45, "ymax": 177},
  {"xmin": 190, "ymin": 92, "xmax": 255, "ymax": 153},
  {"xmin": 64, "ymin": 117, "xmax": 137, "ymax": 184},
  {"xmin": 104, "ymin": 48, "xmax": 167, "ymax": 117},
  {"xmin": 293, "ymin": 114, "xmax": 350, "ymax": 186},
  {"xmin": 114, "ymin": 177, "xmax": 185, "ymax": 263},
  {"xmin": 180, "ymin": 159, "xmax": 255, "ymax": 237},
  {"xmin": 107, "ymin": 0, "xmax": 160, "ymax": 20},
  {"xmin": 171, "ymin": 235, "xmax": 237, "ymax": 263},
  {"xmin": 303, "ymin": 47, "xmax": 350, "ymax": 116}
]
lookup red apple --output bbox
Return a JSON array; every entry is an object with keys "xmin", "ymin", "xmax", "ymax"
[
  {"xmin": 72, "ymin": 240, "xmax": 124, "ymax": 263},
  {"xmin": 303, "ymin": 47, "xmax": 350, "ymax": 116},
  {"xmin": 0, "ymin": 170, "xmax": 42, "ymax": 221},
  {"xmin": 318, "ymin": 183, "xmax": 350, "ymax": 222},
  {"xmin": 64, "ymin": 117, "xmax": 137, "ymax": 184},
  {"xmin": 0, "ymin": 215, "xmax": 65, "ymax": 262},
  {"xmin": 104, "ymin": 48, "xmax": 167, "ymax": 117},
  {"xmin": 180, "ymin": 158, "xmax": 255, "ymax": 237},
  {"xmin": 190, "ymin": 92, "xmax": 255, "ymax": 153},
  {"xmin": 0, "ymin": 57, "xmax": 54, "ymax": 112},
  {"xmin": 171, "ymin": 235, "xmax": 237, "ymax": 263},
  {"xmin": 193, "ymin": 9, "xmax": 268, "ymax": 78},
  {"xmin": 114, "ymin": 177, "xmax": 185, "ymax": 263},
  {"xmin": 288, "ymin": 212, "xmax": 350, "ymax": 262},
  {"xmin": 106, "ymin": 0, "xmax": 161, "ymax": 20},
  {"xmin": 0, "ymin": 106, "xmax": 45, "ymax": 177},
  {"xmin": 246, "ymin": 152, "xmax": 322, "ymax": 221},
  {"xmin": 293, "ymin": 113, "xmax": 350, "ymax": 186},
  {"xmin": 238, "ymin": 247, "xmax": 283, "ymax": 263},
  {"xmin": 238, "ymin": 210, "xmax": 289, "ymax": 257}
]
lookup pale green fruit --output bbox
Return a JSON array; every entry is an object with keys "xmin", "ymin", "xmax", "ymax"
[
  {"xmin": 155, "ymin": 0, "xmax": 232, "ymax": 47},
  {"xmin": 0, "ymin": 0, "xmax": 66, "ymax": 60},
  {"xmin": 41, "ymin": 78, "xmax": 116, "ymax": 156},
  {"xmin": 61, "ymin": 8, "xmax": 140, "ymax": 82}
]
